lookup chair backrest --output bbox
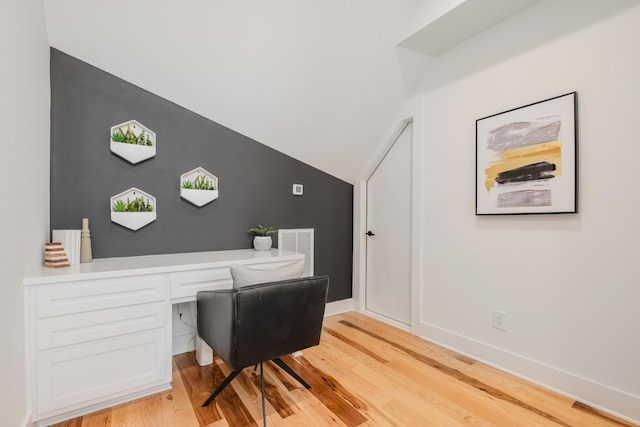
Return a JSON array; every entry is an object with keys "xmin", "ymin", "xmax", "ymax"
[{"xmin": 197, "ymin": 276, "xmax": 329, "ymax": 371}]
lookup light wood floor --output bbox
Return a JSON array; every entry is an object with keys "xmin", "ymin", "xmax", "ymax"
[{"xmin": 53, "ymin": 312, "xmax": 636, "ymax": 427}]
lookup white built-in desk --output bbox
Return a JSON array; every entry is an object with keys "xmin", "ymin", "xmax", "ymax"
[{"xmin": 24, "ymin": 249, "xmax": 304, "ymax": 427}]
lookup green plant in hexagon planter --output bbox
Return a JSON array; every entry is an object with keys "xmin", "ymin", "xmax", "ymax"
[
  {"xmin": 180, "ymin": 167, "xmax": 219, "ymax": 207},
  {"xmin": 110, "ymin": 187, "xmax": 156, "ymax": 231},
  {"xmin": 110, "ymin": 120, "xmax": 156, "ymax": 164}
]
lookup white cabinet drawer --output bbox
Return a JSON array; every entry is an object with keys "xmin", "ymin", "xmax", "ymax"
[
  {"xmin": 37, "ymin": 301, "xmax": 166, "ymax": 350},
  {"xmin": 169, "ymin": 267, "xmax": 232, "ymax": 300},
  {"xmin": 36, "ymin": 329, "xmax": 168, "ymax": 416},
  {"xmin": 169, "ymin": 260, "xmax": 298, "ymax": 300},
  {"xmin": 36, "ymin": 275, "xmax": 166, "ymax": 318}
]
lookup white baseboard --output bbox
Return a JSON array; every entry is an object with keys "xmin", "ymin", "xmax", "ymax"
[
  {"xmin": 360, "ymin": 309, "xmax": 411, "ymax": 332},
  {"xmin": 324, "ymin": 298, "xmax": 354, "ymax": 316},
  {"xmin": 416, "ymin": 321, "xmax": 640, "ymax": 426},
  {"xmin": 21, "ymin": 411, "xmax": 33, "ymax": 427},
  {"xmin": 32, "ymin": 384, "xmax": 171, "ymax": 427}
]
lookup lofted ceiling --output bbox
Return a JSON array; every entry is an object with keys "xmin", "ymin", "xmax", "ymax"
[{"xmin": 43, "ymin": 0, "xmax": 539, "ymax": 183}]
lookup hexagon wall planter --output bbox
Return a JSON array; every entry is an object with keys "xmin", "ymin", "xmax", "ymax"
[
  {"xmin": 110, "ymin": 120, "xmax": 156, "ymax": 164},
  {"xmin": 110, "ymin": 187, "xmax": 157, "ymax": 231},
  {"xmin": 180, "ymin": 167, "xmax": 219, "ymax": 207}
]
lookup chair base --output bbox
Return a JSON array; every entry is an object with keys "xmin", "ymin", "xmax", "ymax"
[
  {"xmin": 272, "ymin": 357, "xmax": 311, "ymax": 389},
  {"xmin": 202, "ymin": 369, "xmax": 241, "ymax": 407},
  {"xmin": 201, "ymin": 357, "xmax": 310, "ymax": 407}
]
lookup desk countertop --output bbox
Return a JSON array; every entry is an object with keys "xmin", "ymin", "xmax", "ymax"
[{"xmin": 24, "ymin": 249, "xmax": 304, "ymax": 285}]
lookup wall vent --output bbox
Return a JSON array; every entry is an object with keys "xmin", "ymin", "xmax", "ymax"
[{"xmin": 279, "ymin": 228, "xmax": 314, "ymax": 276}]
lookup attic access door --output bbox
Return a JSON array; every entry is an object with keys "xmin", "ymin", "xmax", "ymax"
[{"xmin": 365, "ymin": 121, "xmax": 412, "ymax": 327}]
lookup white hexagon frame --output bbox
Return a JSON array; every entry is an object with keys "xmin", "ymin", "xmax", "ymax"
[
  {"xmin": 110, "ymin": 120, "xmax": 156, "ymax": 164},
  {"xmin": 180, "ymin": 167, "xmax": 219, "ymax": 207},
  {"xmin": 110, "ymin": 187, "xmax": 157, "ymax": 231}
]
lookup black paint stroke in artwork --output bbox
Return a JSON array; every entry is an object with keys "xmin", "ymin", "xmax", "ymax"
[{"xmin": 495, "ymin": 161, "xmax": 556, "ymax": 185}]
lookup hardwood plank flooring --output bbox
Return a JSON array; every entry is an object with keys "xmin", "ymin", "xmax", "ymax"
[{"xmin": 52, "ymin": 312, "xmax": 637, "ymax": 427}]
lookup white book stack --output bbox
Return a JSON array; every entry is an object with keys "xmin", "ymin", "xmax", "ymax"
[{"xmin": 52, "ymin": 230, "xmax": 81, "ymax": 265}]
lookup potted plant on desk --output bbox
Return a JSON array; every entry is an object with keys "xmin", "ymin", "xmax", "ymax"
[{"xmin": 248, "ymin": 224, "xmax": 277, "ymax": 251}]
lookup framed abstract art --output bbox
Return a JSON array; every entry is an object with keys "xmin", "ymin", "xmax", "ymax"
[{"xmin": 476, "ymin": 92, "xmax": 577, "ymax": 215}]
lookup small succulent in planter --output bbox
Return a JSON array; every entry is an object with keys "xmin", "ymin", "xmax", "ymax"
[
  {"xmin": 248, "ymin": 224, "xmax": 277, "ymax": 251},
  {"xmin": 110, "ymin": 120, "xmax": 156, "ymax": 164},
  {"xmin": 180, "ymin": 168, "xmax": 219, "ymax": 207},
  {"xmin": 182, "ymin": 175, "xmax": 216, "ymax": 190},
  {"xmin": 112, "ymin": 199, "xmax": 128, "ymax": 212},
  {"xmin": 111, "ymin": 125, "xmax": 153, "ymax": 146},
  {"xmin": 110, "ymin": 187, "xmax": 157, "ymax": 231},
  {"xmin": 112, "ymin": 197, "xmax": 154, "ymax": 212},
  {"xmin": 129, "ymin": 196, "xmax": 154, "ymax": 212}
]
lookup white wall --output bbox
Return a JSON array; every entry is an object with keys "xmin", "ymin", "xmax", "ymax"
[
  {"xmin": 0, "ymin": 1, "xmax": 50, "ymax": 426},
  {"xmin": 372, "ymin": 0, "xmax": 640, "ymax": 423}
]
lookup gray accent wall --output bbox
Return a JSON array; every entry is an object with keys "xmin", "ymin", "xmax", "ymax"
[{"xmin": 50, "ymin": 48, "xmax": 353, "ymax": 302}]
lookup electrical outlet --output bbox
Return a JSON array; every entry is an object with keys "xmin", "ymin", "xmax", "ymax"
[
  {"xmin": 493, "ymin": 309, "xmax": 507, "ymax": 331},
  {"xmin": 177, "ymin": 302, "xmax": 189, "ymax": 315}
]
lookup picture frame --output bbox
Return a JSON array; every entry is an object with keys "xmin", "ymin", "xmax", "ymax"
[{"xmin": 476, "ymin": 92, "xmax": 577, "ymax": 215}]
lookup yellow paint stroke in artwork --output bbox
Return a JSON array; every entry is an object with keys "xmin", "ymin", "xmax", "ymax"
[{"xmin": 485, "ymin": 140, "xmax": 562, "ymax": 191}]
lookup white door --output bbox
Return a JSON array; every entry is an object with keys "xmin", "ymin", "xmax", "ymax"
[{"xmin": 365, "ymin": 122, "xmax": 412, "ymax": 326}]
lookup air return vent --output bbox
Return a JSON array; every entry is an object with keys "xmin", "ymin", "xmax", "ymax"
[{"xmin": 278, "ymin": 228, "xmax": 314, "ymax": 277}]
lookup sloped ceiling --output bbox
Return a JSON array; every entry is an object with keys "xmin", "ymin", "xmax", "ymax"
[{"xmin": 42, "ymin": 0, "xmax": 538, "ymax": 183}]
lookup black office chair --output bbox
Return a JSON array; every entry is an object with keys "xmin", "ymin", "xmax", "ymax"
[{"xmin": 196, "ymin": 275, "xmax": 329, "ymax": 425}]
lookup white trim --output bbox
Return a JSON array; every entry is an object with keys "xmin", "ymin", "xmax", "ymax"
[
  {"xmin": 416, "ymin": 320, "xmax": 640, "ymax": 426},
  {"xmin": 353, "ymin": 94, "xmax": 424, "ymax": 333},
  {"xmin": 361, "ymin": 309, "xmax": 411, "ymax": 332},
  {"xmin": 324, "ymin": 298, "xmax": 354, "ymax": 317},
  {"xmin": 409, "ymin": 94, "xmax": 425, "ymax": 335},
  {"xmin": 356, "ymin": 121, "xmax": 412, "ymax": 316},
  {"xmin": 23, "ymin": 287, "xmax": 34, "ymax": 427},
  {"xmin": 364, "ymin": 121, "xmax": 411, "ymax": 181},
  {"xmin": 357, "ymin": 98, "xmax": 417, "ymax": 182},
  {"xmin": 20, "ymin": 412, "xmax": 33, "ymax": 427},
  {"xmin": 32, "ymin": 384, "xmax": 171, "ymax": 427},
  {"xmin": 352, "ymin": 181, "xmax": 366, "ymax": 313}
]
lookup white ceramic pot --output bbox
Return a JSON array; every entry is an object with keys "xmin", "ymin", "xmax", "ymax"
[
  {"xmin": 110, "ymin": 140, "xmax": 156, "ymax": 165},
  {"xmin": 111, "ymin": 212, "xmax": 156, "ymax": 231},
  {"xmin": 180, "ymin": 188, "xmax": 219, "ymax": 207},
  {"xmin": 253, "ymin": 236, "xmax": 272, "ymax": 251}
]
